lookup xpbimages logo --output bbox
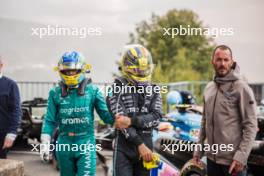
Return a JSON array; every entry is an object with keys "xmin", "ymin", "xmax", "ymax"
[
  {"xmin": 162, "ymin": 141, "xmax": 234, "ymax": 155},
  {"xmin": 163, "ymin": 25, "xmax": 234, "ymax": 38},
  {"xmin": 31, "ymin": 25, "xmax": 102, "ymax": 38},
  {"xmin": 31, "ymin": 142, "xmax": 102, "ymax": 155},
  {"xmin": 99, "ymin": 84, "xmax": 168, "ymax": 96}
]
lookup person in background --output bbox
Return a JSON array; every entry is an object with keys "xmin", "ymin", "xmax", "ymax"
[
  {"xmin": 0, "ymin": 56, "xmax": 22, "ymax": 159},
  {"xmin": 193, "ymin": 45, "xmax": 257, "ymax": 176}
]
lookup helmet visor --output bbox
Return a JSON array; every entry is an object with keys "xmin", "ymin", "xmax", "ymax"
[
  {"xmin": 126, "ymin": 66, "xmax": 152, "ymax": 78},
  {"xmin": 58, "ymin": 62, "xmax": 83, "ymax": 71},
  {"xmin": 124, "ymin": 57, "xmax": 153, "ymax": 78},
  {"xmin": 60, "ymin": 69, "xmax": 81, "ymax": 76}
]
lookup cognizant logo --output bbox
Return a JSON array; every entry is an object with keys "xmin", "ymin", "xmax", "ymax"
[{"xmin": 60, "ymin": 107, "xmax": 90, "ymax": 115}]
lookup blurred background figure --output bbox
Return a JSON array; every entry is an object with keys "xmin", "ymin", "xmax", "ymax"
[{"xmin": 0, "ymin": 56, "xmax": 21, "ymax": 158}]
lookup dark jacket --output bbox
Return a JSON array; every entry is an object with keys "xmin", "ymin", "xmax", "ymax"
[
  {"xmin": 106, "ymin": 77, "xmax": 162, "ymax": 155},
  {"xmin": 0, "ymin": 76, "xmax": 21, "ymax": 135}
]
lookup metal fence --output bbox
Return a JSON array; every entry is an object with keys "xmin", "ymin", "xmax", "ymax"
[
  {"xmin": 17, "ymin": 82, "xmax": 56, "ymax": 102},
  {"xmin": 250, "ymin": 83, "xmax": 264, "ymax": 103},
  {"xmin": 17, "ymin": 81, "xmax": 264, "ymax": 104},
  {"xmin": 166, "ymin": 81, "xmax": 208, "ymax": 103},
  {"xmin": 17, "ymin": 81, "xmax": 112, "ymax": 101},
  {"xmin": 167, "ymin": 81, "xmax": 264, "ymax": 104}
]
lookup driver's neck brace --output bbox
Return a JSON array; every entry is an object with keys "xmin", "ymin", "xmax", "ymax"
[{"xmin": 68, "ymin": 84, "xmax": 79, "ymax": 89}]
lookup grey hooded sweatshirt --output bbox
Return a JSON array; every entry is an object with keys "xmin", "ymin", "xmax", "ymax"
[{"xmin": 194, "ymin": 63, "xmax": 257, "ymax": 166}]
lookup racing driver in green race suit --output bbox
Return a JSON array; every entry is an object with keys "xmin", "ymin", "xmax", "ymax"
[{"xmin": 41, "ymin": 51, "xmax": 113, "ymax": 176}]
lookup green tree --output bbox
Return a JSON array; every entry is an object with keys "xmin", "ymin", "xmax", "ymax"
[{"xmin": 129, "ymin": 9, "xmax": 215, "ymax": 83}]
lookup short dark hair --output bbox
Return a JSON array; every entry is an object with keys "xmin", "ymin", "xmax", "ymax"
[{"xmin": 212, "ymin": 45, "xmax": 233, "ymax": 59}]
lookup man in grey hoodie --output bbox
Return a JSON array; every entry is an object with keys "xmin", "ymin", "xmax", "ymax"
[{"xmin": 193, "ymin": 45, "xmax": 257, "ymax": 176}]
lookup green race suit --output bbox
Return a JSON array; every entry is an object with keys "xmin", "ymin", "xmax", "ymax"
[{"xmin": 42, "ymin": 83, "xmax": 113, "ymax": 176}]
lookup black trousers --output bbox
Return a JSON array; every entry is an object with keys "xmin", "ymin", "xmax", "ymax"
[
  {"xmin": 0, "ymin": 132, "xmax": 8, "ymax": 159},
  {"xmin": 207, "ymin": 158, "xmax": 247, "ymax": 176},
  {"xmin": 113, "ymin": 150, "xmax": 150, "ymax": 176}
]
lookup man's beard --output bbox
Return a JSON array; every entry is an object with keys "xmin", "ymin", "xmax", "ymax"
[{"xmin": 215, "ymin": 66, "xmax": 231, "ymax": 77}]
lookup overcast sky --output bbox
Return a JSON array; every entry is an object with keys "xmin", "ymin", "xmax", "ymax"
[{"xmin": 0, "ymin": 0, "xmax": 263, "ymax": 83}]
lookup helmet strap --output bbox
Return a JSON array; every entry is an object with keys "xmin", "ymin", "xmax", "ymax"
[
  {"xmin": 59, "ymin": 78, "xmax": 91, "ymax": 97},
  {"xmin": 78, "ymin": 78, "xmax": 92, "ymax": 96},
  {"xmin": 59, "ymin": 81, "xmax": 68, "ymax": 97}
]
